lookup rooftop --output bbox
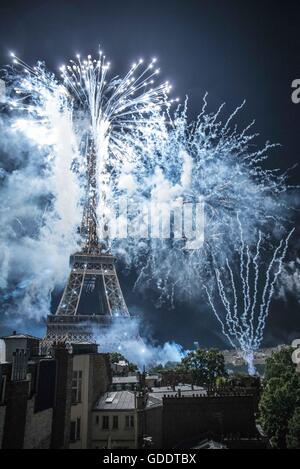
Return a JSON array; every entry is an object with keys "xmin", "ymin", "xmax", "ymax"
[
  {"xmin": 112, "ymin": 376, "xmax": 139, "ymax": 384},
  {"xmin": 1, "ymin": 332, "xmax": 41, "ymax": 341},
  {"xmin": 152, "ymin": 384, "xmax": 205, "ymax": 393},
  {"xmin": 94, "ymin": 391, "xmax": 136, "ymax": 410},
  {"xmin": 145, "ymin": 375, "xmax": 160, "ymax": 380},
  {"xmin": 146, "ymin": 395, "xmax": 163, "ymax": 408},
  {"xmin": 149, "ymin": 385, "xmax": 206, "ymax": 401}
]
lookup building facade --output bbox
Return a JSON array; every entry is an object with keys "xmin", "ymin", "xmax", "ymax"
[
  {"xmin": 0, "ymin": 333, "xmax": 111, "ymax": 449},
  {"xmin": 0, "ymin": 353, "xmax": 56, "ymax": 449},
  {"xmin": 69, "ymin": 344, "xmax": 111, "ymax": 449},
  {"xmin": 91, "ymin": 391, "xmax": 138, "ymax": 449}
]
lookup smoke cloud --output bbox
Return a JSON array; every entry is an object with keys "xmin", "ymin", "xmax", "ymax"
[
  {"xmin": 0, "ymin": 53, "xmax": 298, "ymax": 361},
  {"xmin": 277, "ymin": 258, "xmax": 300, "ymax": 303},
  {"xmin": 0, "ymin": 88, "xmax": 82, "ymax": 324},
  {"xmin": 94, "ymin": 318, "xmax": 185, "ymax": 369}
]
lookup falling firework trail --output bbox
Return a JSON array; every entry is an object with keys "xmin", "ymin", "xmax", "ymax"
[{"xmin": 204, "ymin": 215, "xmax": 295, "ymax": 374}]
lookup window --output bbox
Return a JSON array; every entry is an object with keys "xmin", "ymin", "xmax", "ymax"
[
  {"xmin": 76, "ymin": 418, "xmax": 81, "ymax": 440},
  {"xmin": 70, "ymin": 418, "xmax": 81, "ymax": 442},
  {"xmin": 0, "ymin": 375, "xmax": 6, "ymax": 403},
  {"xmin": 70, "ymin": 421, "xmax": 76, "ymax": 442},
  {"xmin": 125, "ymin": 415, "xmax": 134, "ymax": 429},
  {"xmin": 102, "ymin": 415, "xmax": 109, "ymax": 430},
  {"xmin": 72, "ymin": 370, "xmax": 82, "ymax": 403},
  {"xmin": 112, "ymin": 415, "xmax": 119, "ymax": 429},
  {"xmin": 95, "ymin": 415, "xmax": 99, "ymax": 425}
]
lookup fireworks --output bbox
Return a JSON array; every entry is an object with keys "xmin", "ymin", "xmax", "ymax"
[
  {"xmin": 0, "ymin": 49, "xmax": 296, "ymax": 367},
  {"xmin": 123, "ymin": 96, "xmax": 295, "ymax": 304},
  {"xmin": 204, "ymin": 215, "xmax": 295, "ymax": 374},
  {"xmin": 7, "ymin": 51, "xmax": 176, "ymax": 238}
]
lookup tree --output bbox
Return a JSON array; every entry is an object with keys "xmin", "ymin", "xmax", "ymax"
[
  {"xmin": 287, "ymin": 407, "xmax": 300, "ymax": 449},
  {"xmin": 128, "ymin": 362, "xmax": 138, "ymax": 373},
  {"xmin": 264, "ymin": 347, "xmax": 296, "ymax": 381},
  {"xmin": 109, "ymin": 352, "xmax": 138, "ymax": 374},
  {"xmin": 179, "ymin": 348, "xmax": 227, "ymax": 390},
  {"xmin": 259, "ymin": 375, "xmax": 299, "ymax": 448},
  {"xmin": 259, "ymin": 348, "xmax": 300, "ymax": 448},
  {"xmin": 109, "ymin": 352, "xmax": 125, "ymax": 364}
]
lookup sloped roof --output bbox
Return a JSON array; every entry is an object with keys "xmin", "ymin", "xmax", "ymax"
[
  {"xmin": 95, "ymin": 391, "xmax": 136, "ymax": 410},
  {"xmin": 112, "ymin": 376, "xmax": 139, "ymax": 384},
  {"xmin": 1, "ymin": 332, "xmax": 41, "ymax": 340}
]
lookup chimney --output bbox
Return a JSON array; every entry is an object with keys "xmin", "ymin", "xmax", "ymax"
[
  {"xmin": 11, "ymin": 350, "xmax": 28, "ymax": 381},
  {"xmin": 135, "ymin": 392, "xmax": 146, "ymax": 410}
]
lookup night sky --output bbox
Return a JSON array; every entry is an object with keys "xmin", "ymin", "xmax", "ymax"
[{"xmin": 0, "ymin": 0, "xmax": 300, "ymax": 349}]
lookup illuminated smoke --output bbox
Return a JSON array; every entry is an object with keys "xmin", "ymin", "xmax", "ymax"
[
  {"xmin": 0, "ymin": 50, "xmax": 296, "ymax": 352},
  {"xmin": 93, "ymin": 318, "xmax": 184, "ymax": 370}
]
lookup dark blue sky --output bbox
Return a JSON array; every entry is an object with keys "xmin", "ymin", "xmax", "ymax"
[{"xmin": 0, "ymin": 0, "xmax": 300, "ymax": 348}]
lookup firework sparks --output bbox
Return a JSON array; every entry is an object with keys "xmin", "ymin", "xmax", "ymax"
[
  {"xmin": 7, "ymin": 50, "xmax": 176, "ymax": 240},
  {"xmin": 204, "ymin": 215, "xmax": 295, "ymax": 374},
  {"xmin": 0, "ymin": 49, "xmax": 296, "ymax": 341},
  {"xmin": 123, "ymin": 96, "xmax": 295, "ymax": 303}
]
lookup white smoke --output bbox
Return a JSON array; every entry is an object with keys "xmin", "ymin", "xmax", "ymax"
[
  {"xmin": 277, "ymin": 258, "xmax": 300, "ymax": 303},
  {"xmin": 94, "ymin": 318, "xmax": 185, "ymax": 369},
  {"xmin": 0, "ymin": 52, "xmax": 297, "ymax": 355},
  {"xmin": 0, "ymin": 87, "xmax": 83, "ymax": 322}
]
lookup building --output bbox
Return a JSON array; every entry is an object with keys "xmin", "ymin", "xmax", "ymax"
[
  {"xmin": 222, "ymin": 345, "xmax": 289, "ymax": 368},
  {"xmin": 0, "ymin": 331, "xmax": 266, "ymax": 449},
  {"xmin": 160, "ymin": 370, "xmax": 193, "ymax": 387},
  {"xmin": 111, "ymin": 360, "xmax": 129, "ymax": 375},
  {"xmin": 0, "ymin": 351, "xmax": 56, "ymax": 449},
  {"xmin": 138, "ymin": 385, "xmax": 261, "ymax": 448},
  {"xmin": 69, "ymin": 343, "xmax": 111, "ymax": 449},
  {"xmin": 91, "ymin": 391, "xmax": 139, "ymax": 449},
  {"xmin": 145, "ymin": 375, "xmax": 161, "ymax": 388},
  {"xmin": 111, "ymin": 375, "xmax": 139, "ymax": 391},
  {"xmin": 0, "ymin": 332, "xmax": 112, "ymax": 449},
  {"xmin": 159, "ymin": 393, "xmax": 257, "ymax": 448},
  {"xmin": 0, "ymin": 331, "xmax": 40, "ymax": 362},
  {"xmin": 90, "ymin": 381, "xmax": 261, "ymax": 449},
  {"xmin": 110, "ymin": 373, "xmax": 162, "ymax": 392}
]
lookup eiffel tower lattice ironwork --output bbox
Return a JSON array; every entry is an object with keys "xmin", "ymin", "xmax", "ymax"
[{"xmin": 43, "ymin": 138, "xmax": 131, "ymax": 348}]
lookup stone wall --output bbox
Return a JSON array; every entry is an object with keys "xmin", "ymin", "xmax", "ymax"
[
  {"xmin": 87, "ymin": 353, "xmax": 111, "ymax": 447},
  {"xmin": 0, "ymin": 406, "xmax": 6, "ymax": 448},
  {"xmin": 51, "ymin": 346, "xmax": 73, "ymax": 449},
  {"xmin": 23, "ymin": 397, "xmax": 53, "ymax": 449},
  {"xmin": 89, "ymin": 353, "xmax": 111, "ymax": 406},
  {"xmin": 162, "ymin": 394, "xmax": 257, "ymax": 448},
  {"xmin": 1, "ymin": 380, "xmax": 29, "ymax": 449},
  {"xmin": 143, "ymin": 405, "xmax": 163, "ymax": 448}
]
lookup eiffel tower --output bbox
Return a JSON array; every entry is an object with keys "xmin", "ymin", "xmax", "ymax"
[{"xmin": 43, "ymin": 138, "xmax": 132, "ymax": 348}]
